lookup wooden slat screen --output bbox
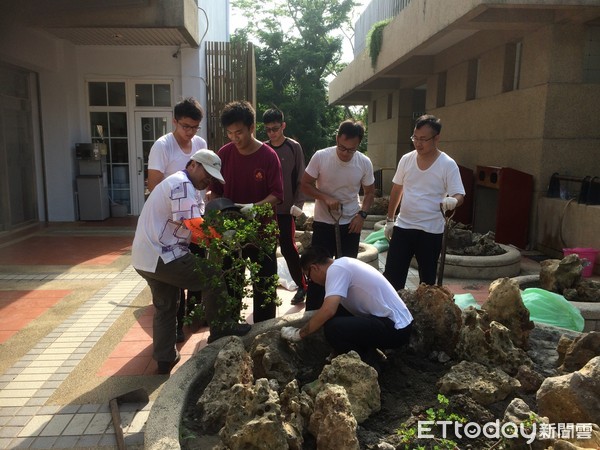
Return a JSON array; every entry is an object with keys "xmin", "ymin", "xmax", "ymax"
[{"xmin": 205, "ymin": 41, "xmax": 256, "ymax": 151}]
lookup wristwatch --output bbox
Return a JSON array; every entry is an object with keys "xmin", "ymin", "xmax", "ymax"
[{"xmin": 358, "ymin": 210, "xmax": 368, "ymax": 219}]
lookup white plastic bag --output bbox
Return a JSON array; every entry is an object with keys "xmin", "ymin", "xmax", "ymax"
[{"xmin": 277, "ymin": 257, "xmax": 298, "ymax": 291}]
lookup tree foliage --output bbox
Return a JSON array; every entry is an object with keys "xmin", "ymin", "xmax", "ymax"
[{"xmin": 232, "ymin": 0, "xmax": 361, "ymax": 158}]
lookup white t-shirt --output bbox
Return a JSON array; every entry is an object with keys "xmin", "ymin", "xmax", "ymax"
[
  {"xmin": 325, "ymin": 258, "xmax": 413, "ymax": 329},
  {"xmin": 148, "ymin": 133, "xmax": 207, "ymax": 177},
  {"xmin": 305, "ymin": 146, "xmax": 375, "ymax": 225},
  {"xmin": 132, "ymin": 171, "xmax": 205, "ymax": 273},
  {"xmin": 393, "ymin": 150, "xmax": 465, "ymax": 234}
]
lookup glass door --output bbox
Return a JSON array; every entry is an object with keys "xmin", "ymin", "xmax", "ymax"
[
  {"xmin": 132, "ymin": 111, "xmax": 172, "ymax": 214},
  {"xmin": 0, "ymin": 64, "xmax": 38, "ymax": 232}
]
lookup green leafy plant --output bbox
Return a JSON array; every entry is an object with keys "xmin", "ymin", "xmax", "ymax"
[
  {"xmin": 367, "ymin": 19, "xmax": 391, "ymax": 69},
  {"xmin": 184, "ymin": 203, "xmax": 280, "ymax": 329},
  {"xmin": 396, "ymin": 394, "xmax": 464, "ymax": 450}
]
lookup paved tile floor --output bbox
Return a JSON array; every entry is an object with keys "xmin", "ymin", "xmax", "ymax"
[{"xmin": 0, "ymin": 212, "xmax": 548, "ymax": 449}]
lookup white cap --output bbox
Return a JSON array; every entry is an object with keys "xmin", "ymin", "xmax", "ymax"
[{"xmin": 190, "ymin": 149, "xmax": 225, "ymax": 184}]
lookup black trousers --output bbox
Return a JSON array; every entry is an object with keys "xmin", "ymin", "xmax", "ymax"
[
  {"xmin": 324, "ymin": 307, "xmax": 412, "ymax": 361},
  {"xmin": 177, "ymin": 243, "xmax": 204, "ymax": 330},
  {"xmin": 277, "ymin": 214, "xmax": 306, "ymax": 291},
  {"xmin": 305, "ymin": 220, "xmax": 360, "ymax": 311},
  {"xmin": 224, "ymin": 245, "xmax": 278, "ymax": 323},
  {"xmin": 383, "ymin": 226, "xmax": 443, "ymax": 290}
]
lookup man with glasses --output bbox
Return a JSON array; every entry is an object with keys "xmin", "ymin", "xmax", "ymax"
[
  {"xmin": 147, "ymin": 97, "xmax": 207, "ymax": 343},
  {"xmin": 262, "ymin": 107, "xmax": 308, "ymax": 306},
  {"xmin": 383, "ymin": 114, "xmax": 465, "ymax": 290},
  {"xmin": 280, "ymin": 245, "xmax": 413, "ymax": 374},
  {"xmin": 147, "ymin": 97, "xmax": 207, "ymax": 191},
  {"xmin": 301, "ymin": 119, "xmax": 375, "ymax": 310}
]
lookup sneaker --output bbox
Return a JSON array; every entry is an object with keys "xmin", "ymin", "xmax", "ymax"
[
  {"xmin": 176, "ymin": 328, "xmax": 185, "ymax": 343},
  {"xmin": 157, "ymin": 352, "xmax": 181, "ymax": 375},
  {"xmin": 207, "ymin": 323, "xmax": 252, "ymax": 344},
  {"xmin": 291, "ymin": 287, "xmax": 306, "ymax": 305}
]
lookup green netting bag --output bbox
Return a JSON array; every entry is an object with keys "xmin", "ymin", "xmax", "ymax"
[{"xmin": 521, "ymin": 288, "xmax": 585, "ymax": 332}]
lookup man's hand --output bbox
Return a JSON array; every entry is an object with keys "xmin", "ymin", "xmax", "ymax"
[
  {"xmin": 441, "ymin": 197, "xmax": 458, "ymax": 212},
  {"xmin": 384, "ymin": 219, "xmax": 395, "ymax": 241},
  {"xmin": 235, "ymin": 203, "xmax": 255, "ymax": 219},
  {"xmin": 281, "ymin": 326, "xmax": 301, "ymax": 342}
]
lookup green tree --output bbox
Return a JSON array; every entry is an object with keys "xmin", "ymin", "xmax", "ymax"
[{"xmin": 232, "ymin": 0, "xmax": 359, "ymax": 158}]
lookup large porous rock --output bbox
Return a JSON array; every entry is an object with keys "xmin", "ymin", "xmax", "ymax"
[
  {"xmin": 304, "ymin": 351, "xmax": 380, "ymax": 424},
  {"xmin": 400, "ymin": 284, "xmax": 462, "ymax": 357},
  {"xmin": 558, "ymin": 331, "xmax": 600, "ymax": 373},
  {"xmin": 514, "ymin": 364, "xmax": 545, "ymax": 394},
  {"xmin": 279, "ymin": 380, "xmax": 314, "ymax": 450},
  {"xmin": 563, "ymin": 279, "xmax": 600, "ymax": 303},
  {"xmin": 482, "ymin": 277, "xmax": 534, "ymax": 349},
  {"xmin": 455, "ymin": 308, "xmax": 533, "ymax": 375},
  {"xmin": 195, "ymin": 337, "xmax": 254, "ymax": 433},
  {"xmin": 437, "ymin": 360, "xmax": 521, "ymax": 406},
  {"xmin": 308, "ymin": 383, "xmax": 359, "ymax": 450},
  {"xmin": 217, "ymin": 378, "xmax": 288, "ymax": 450},
  {"xmin": 249, "ymin": 330, "xmax": 299, "ymax": 387},
  {"xmin": 502, "ymin": 398, "xmax": 551, "ymax": 450},
  {"xmin": 539, "ymin": 254, "xmax": 582, "ymax": 293},
  {"xmin": 537, "ymin": 356, "xmax": 600, "ymax": 424}
]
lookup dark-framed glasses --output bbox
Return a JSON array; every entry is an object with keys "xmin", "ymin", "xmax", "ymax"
[
  {"xmin": 265, "ymin": 125, "xmax": 282, "ymax": 134},
  {"xmin": 410, "ymin": 134, "xmax": 436, "ymax": 143},
  {"xmin": 337, "ymin": 143, "xmax": 358, "ymax": 154},
  {"xmin": 305, "ymin": 266, "xmax": 313, "ymax": 281},
  {"xmin": 178, "ymin": 121, "xmax": 201, "ymax": 132}
]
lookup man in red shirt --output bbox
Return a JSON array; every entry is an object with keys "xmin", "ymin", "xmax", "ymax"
[{"xmin": 209, "ymin": 101, "xmax": 284, "ymax": 323}]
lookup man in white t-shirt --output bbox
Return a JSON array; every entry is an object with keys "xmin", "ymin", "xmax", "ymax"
[
  {"xmin": 147, "ymin": 97, "xmax": 208, "ymax": 342},
  {"xmin": 383, "ymin": 115, "xmax": 465, "ymax": 290},
  {"xmin": 132, "ymin": 149, "xmax": 251, "ymax": 374},
  {"xmin": 301, "ymin": 119, "xmax": 375, "ymax": 311},
  {"xmin": 147, "ymin": 97, "xmax": 208, "ymax": 191},
  {"xmin": 280, "ymin": 245, "xmax": 413, "ymax": 373}
]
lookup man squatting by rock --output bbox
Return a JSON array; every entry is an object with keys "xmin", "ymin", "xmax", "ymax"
[{"xmin": 281, "ymin": 245, "xmax": 413, "ymax": 372}]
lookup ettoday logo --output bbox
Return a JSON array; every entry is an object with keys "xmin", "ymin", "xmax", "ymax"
[{"xmin": 418, "ymin": 420, "xmax": 594, "ymax": 445}]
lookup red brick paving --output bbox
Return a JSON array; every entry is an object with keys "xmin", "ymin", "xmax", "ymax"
[
  {"xmin": 0, "ymin": 289, "xmax": 71, "ymax": 343},
  {"xmin": 0, "ymin": 236, "xmax": 131, "ymax": 265}
]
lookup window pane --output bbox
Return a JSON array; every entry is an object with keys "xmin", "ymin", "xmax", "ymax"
[
  {"xmin": 90, "ymin": 112, "xmax": 109, "ymax": 139},
  {"xmin": 154, "ymin": 84, "xmax": 171, "ymax": 106},
  {"xmin": 109, "ymin": 112, "xmax": 128, "ymax": 137},
  {"xmin": 88, "ymin": 82, "xmax": 107, "ymax": 106},
  {"xmin": 110, "ymin": 139, "xmax": 129, "ymax": 163},
  {"xmin": 135, "ymin": 84, "xmax": 153, "ymax": 107},
  {"xmin": 107, "ymin": 82, "xmax": 126, "ymax": 106},
  {"xmin": 141, "ymin": 117, "xmax": 154, "ymax": 141},
  {"xmin": 112, "ymin": 165, "xmax": 129, "ymax": 186},
  {"xmin": 143, "ymin": 141, "xmax": 153, "ymax": 161}
]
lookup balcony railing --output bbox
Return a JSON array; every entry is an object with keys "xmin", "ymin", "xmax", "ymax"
[{"xmin": 354, "ymin": 0, "xmax": 411, "ymax": 56}]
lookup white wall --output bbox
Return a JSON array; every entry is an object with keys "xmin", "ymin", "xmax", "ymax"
[
  {"xmin": 0, "ymin": 2, "xmax": 229, "ymax": 223},
  {"xmin": 0, "ymin": 26, "xmax": 81, "ymax": 221}
]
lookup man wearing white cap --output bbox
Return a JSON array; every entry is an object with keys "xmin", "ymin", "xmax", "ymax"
[{"xmin": 132, "ymin": 149, "xmax": 251, "ymax": 374}]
